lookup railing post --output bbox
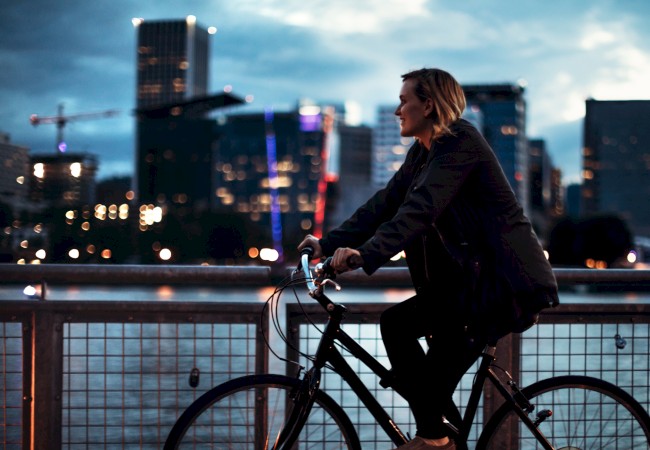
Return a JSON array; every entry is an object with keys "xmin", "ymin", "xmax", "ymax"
[
  {"xmin": 481, "ymin": 332, "xmax": 522, "ymax": 448},
  {"xmin": 21, "ymin": 315, "xmax": 33, "ymax": 449},
  {"xmin": 30, "ymin": 307, "xmax": 63, "ymax": 450}
]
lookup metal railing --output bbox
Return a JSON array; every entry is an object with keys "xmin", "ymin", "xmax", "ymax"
[
  {"xmin": 1, "ymin": 265, "xmax": 271, "ymax": 450},
  {"xmin": 1, "ymin": 264, "xmax": 650, "ymax": 449},
  {"xmin": 286, "ymin": 295, "xmax": 650, "ymax": 448}
]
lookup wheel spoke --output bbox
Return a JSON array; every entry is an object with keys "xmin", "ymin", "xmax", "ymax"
[
  {"xmin": 477, "ymin": 376, "xmax": 650, "ymax": 450},
  {"xmin": 164, "ymin": 374, "xmax": 359, "ymax": 449}
]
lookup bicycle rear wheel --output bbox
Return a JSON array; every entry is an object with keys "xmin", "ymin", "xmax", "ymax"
[
  {"xmin": 477, "ymin": 375, "xmax": 650, "ymax": 449},
  {"xmin": 164, "ymin": 373, "xmax": 361, "ymax": 449}
]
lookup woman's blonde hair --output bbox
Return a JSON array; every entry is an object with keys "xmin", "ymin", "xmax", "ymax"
[{"xmin": 401, "ymin": 68, "xmax": 466, "ymax": 140}]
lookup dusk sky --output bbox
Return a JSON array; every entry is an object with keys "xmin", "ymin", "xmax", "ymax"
[{"xmin": 2, "ymin": 0, "xmax": 649, "ymax": 184}]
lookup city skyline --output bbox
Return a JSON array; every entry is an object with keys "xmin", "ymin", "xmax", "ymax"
[{"xmin": 2, "ymin": 1, "xmax": 649, "ymax": 184}]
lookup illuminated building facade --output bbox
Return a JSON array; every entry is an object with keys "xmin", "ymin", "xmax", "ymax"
[
  {"xmin": 134, "ymin": 17, "xmax": 244, "ymax": 206},
  {"xmin": 134, "ymin": 17, "xmax": 208, "ymax": 109},
  {"xmin": 372, "ymin": 105, "xmax": 412, "ymax": 188},
  {"xmin": 583, "ymin": 99, "xmax": 650, "ymax": 238},
  {"xmin": 528, "ymin": 138, "xmax": 562, "ymax": 241},
  {"xmin": 463, "ymin": 83, "xmax": 529, "ymax": 215},
  {"xmin": 29, "ymin": 153, "xmax": 98, "ymax": 207},
  {"xmin": 327, "ymin": 124, "xmax": 373, "ymax": 229},
  {"xmin": 0, "ymin": 133, "xmax": 29, "ymax": 205},
  {"xmin": 213, "ymin": 108, "xmax": 332, "ymax": 261}
]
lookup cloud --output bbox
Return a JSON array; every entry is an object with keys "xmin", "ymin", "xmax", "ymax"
[
  {"xmin": 245, "ymin": 0, "xmax": 430, "ymax": 35},
  {"xmin": 2, "ymin": 0, "xmax": 650, "ymax": 183}
]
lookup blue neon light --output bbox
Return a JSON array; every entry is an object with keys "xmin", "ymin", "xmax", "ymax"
[{"xmin": 264, "ymin": 107, "xmax": 283, "ymax": 262}]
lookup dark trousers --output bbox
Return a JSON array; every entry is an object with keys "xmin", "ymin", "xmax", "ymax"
[{"xmin": 380, "ymin": 294, "xmax": 486, "ymax": 439}]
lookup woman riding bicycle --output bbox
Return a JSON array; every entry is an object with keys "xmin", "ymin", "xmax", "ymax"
[{"xmin": 298, "ymin": 67, "xmax": 559, "ymax": 450}]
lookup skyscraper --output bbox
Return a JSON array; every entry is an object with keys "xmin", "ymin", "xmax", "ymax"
[
  {"xmin": 463, "ymin": 83, "xmax": 529, "ymax": 214},
  {"xmin": 528, "ymin": 138, "xmax": 562, "ymax": 241},
  {"xmin": 327, "ymin": 123, "xmax": 373, "ymax": 229},
  {"xmin": 213, "ymin": 107, "xmax": 333, "ymax": 261},
  {"xmin": 582, "ymin": 99, "xmax": 650, "ymax": 238},
  {"xmin": 372, "ymin": 105, "xmax": 412, "ymax": 188},
  {"xmin": 135, "ymin": 17, "xmax": 209, "ymax": 108},
  {"xmin": 29, "ymin": 153, "xmax": 98, "ymax": 206},
  {"xmin": 0, "ymin": 133, "xmax": 29, "ymax": 206},
  {"xmin": 133, "ymin": 17, "xmax": 243, "ymax": 206}
]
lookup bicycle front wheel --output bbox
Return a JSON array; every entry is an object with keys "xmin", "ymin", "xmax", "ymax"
[
  {"xmin": 164, "ymin": 373, "xmax": 361, "ymax": 449},
  {"xmin": 477, "ymin": 375, "xmax": 650, "ymax": 450}
]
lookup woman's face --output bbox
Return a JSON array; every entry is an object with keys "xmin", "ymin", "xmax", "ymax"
[{"xmin": 394, "ymin": 78, "xmax": 433, "ymax": 144}]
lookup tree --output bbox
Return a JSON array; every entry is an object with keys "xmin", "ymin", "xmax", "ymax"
[{"xmin": 548, "ymin": 215, "xmax": 633, "ymax": 267}]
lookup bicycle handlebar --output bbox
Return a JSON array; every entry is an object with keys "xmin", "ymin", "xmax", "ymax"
[
  {"xmin": 297, "ymin": 248, "xmax": 341, "ymax": 312},
  {"xmin": 299, "ymin": 248, "xmax": 317, "ymax": 292}
]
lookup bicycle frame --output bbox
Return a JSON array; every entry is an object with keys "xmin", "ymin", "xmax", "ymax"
[
  {"xmin": 295, "ymin": 255, "xmax": 555, "ymax": 449},
  {"xmin": 303, "ymin": 294, "xmax": 410, "ymax": 445}
]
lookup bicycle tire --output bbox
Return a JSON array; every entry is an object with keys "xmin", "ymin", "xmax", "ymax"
[
  {"xmin": 164, "ymin": 373, "xmax": 361, "ymax": 450},
  {"xmin": 477, "ymin": 375, "xmax": 650, "ymax": 450}
]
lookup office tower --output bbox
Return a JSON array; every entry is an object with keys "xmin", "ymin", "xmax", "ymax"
[
  {"xmin": 0, "ymin": 133, "xmax": 29, "ymax": 206},
  {"xmin": 213, "ymin": 107, "xmax": 334, "ymax": 261},
  {"xmin": 582, "ymin": 99, "xmax": 650, "ymax": 238},
  {"xmin": 372, "ymin": 105, "xmax": 412, "ymax": 188},
  {"xmin": 135, "ymin": 17, "xmax": 208, "ymax": 108},
  {"xmin": 463, "ymin": 83, "xmax": 529, "ymax": 214},
  {"xmin": 565, "ymin": 183, "xmax": 581, "ymax": 219},
  {"xmin": 136, "ymin": 108, "xmax": 216, "ymax": 208},
  {"xmin": 327, "ymin": 123, "xmax": 373, "ymax": 229},
  {"xmin": 29, "ymin": 153, "xmax": 98, "ymax": 206},
  {"xmin": 550, "ymin": 167, "xmax": 564, "ymax": 220},
  {"xmin": 528, "ymin": 139, "xmax": 562, "ymax": 241},
  {"xmin": 134, "ymin": 17, "xmax": 243, "ymax": 207}
]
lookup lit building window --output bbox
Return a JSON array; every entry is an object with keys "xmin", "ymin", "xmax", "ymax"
[
  {"xmin": 34, "ymin": 163, "xmax": 44, "ymax": 179},
  {"xmin": 70, "ymin": 162, "xmax": 82, "ymax": 178}
]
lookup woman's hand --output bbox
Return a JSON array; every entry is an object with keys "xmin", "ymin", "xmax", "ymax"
[
  {"xmin": 331, "ymin": 247, "xmax": 364, "ymax": 273},
  {"xmin": 297, "ymin": 234, "xmax": 323, "ymax": 259}
]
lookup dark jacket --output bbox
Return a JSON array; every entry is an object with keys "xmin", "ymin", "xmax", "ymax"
[{"xmin": 320, "ymin": 119, "xmax": 558, "ymax": 333}]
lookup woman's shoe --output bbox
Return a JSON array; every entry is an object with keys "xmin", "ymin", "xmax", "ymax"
[{"xmin": 391, "ymin": 436, "xmax": 456, "ymax": 449}]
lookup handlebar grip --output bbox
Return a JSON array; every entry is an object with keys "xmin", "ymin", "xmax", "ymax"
[{"xmin": 300, "ymin": 246, "xmax": 315, "ymax": 258}]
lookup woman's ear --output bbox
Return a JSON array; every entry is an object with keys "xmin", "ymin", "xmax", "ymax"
[
  {"xmin": 424, "ymin": 98, "xmax": 435, "ymax": 118},
  {"xmin": 424, "ymin": 98, "xmax": 436, "ymax": 119}
]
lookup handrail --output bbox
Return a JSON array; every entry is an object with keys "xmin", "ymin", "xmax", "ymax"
[
  {"xmin": 326, "ymin": 267, "xmax": 650, "ymax": 286},
  {"xmin": 1, "ymin": 263, "xmax": 649, "ymax": 287},
  {"xmin": 0, "ymin": 263, "xmax": 271, "ymax": 286}
]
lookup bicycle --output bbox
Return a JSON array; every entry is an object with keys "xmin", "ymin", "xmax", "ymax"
[{"xmin": 165, "ymin": 248, "xmax": 650, "ymax": 449}]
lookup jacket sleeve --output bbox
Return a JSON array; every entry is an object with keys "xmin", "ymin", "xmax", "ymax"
[
  {"xmin": 319, "ymin": 143, "xmax": 422, "ymax": 256},
  {"xmin": 357, "ymin": 132, "xmax": 481, "ymax": 274}
]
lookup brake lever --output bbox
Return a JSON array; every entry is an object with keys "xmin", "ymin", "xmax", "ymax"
[{"xmin": 319, "ymin": 279, "xmax": 341, "ymax": 291}]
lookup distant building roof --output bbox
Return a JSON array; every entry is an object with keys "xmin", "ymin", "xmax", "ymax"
[{"xmin": 135, "ymin": 92, "xmax": 245, "ymax": 119}]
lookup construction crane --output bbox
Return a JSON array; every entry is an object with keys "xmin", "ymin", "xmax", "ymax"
[{"xmin": 30, "ymin": 103, "xmax": 119, "ymax": 153}]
